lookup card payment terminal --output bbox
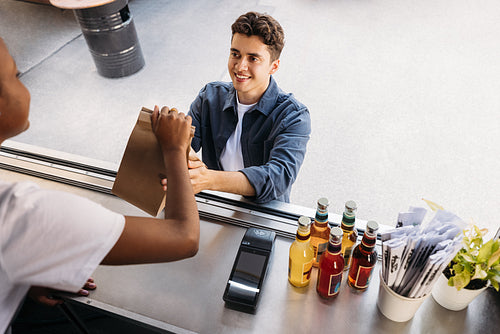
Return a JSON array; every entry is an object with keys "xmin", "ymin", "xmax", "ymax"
[{"xmin": 223, "ymin": 228, "xmax": 276, "ymax": 311}]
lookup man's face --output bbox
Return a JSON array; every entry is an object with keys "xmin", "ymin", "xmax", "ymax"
[
  {"xmin": 228, "ymin": 33, "xmax": 280, "ymax": 105},
  {"xmin": 0, "ymin": 38, "xmax": 30, "ymax": 143}
]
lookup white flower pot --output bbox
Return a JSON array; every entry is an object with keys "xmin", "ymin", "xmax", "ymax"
[{"xmin": 431, "ymin": 274, "xmax": 488, "ymax": 311}]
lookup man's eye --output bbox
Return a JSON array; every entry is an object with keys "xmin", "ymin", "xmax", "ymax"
[{"xmin": 231, "ymin": 52, "xmax": 240, "ymax": 58}]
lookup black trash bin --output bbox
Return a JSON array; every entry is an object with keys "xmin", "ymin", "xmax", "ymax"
[{"xmin": 73, "ymin": 0, "xmax": 145, "ymax": 78}]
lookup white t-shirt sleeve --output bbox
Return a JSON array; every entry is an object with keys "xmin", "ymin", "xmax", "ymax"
[{"xmin": 0, "ymin": 182, "xmax": 125, "ymax": 293}]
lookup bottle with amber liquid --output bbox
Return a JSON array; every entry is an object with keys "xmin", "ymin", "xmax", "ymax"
[
  {"xmin": 316, "ymin": 227, "xmax": 344, "ymax": 298},
  {"xmin": 341, "ymin": 200, "xmax": 358, "ymax": 271},
  {"xmin": 288, "ymin": 216, "xmax": 314, "ymax": 287},
  {"xmin": 347, "ymin": 220, "xmax": 379, "ymax": 290},
  {"xmin": 310, "ymin": 198, "xmax": 330, "ymax": 267}
]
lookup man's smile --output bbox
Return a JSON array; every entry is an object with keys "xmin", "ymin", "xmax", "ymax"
[{"xmin": 235, "ymin": 73, "xmax": 250, "ymax": 81}]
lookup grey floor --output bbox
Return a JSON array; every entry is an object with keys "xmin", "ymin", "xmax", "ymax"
[{"xmin": 1, "ymin": 0, "xmax": 499, "ymax": 237}]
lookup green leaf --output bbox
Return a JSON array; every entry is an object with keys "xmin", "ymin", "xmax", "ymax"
[
  {"xmin": 448, "ymin": 277, "xmax": 455, "ymax": 287},
  {"xmin": 471, "ymin": 238, "xmax": 483, "ymax": 250},
  {"xmin": 472, "ymin": 265, "xmax": 487, "ymax": 280},
  {"xmin": 487, "ymin": 247, "xmax": 500, "ymax": 267},
  {"xmin": 473, "ymin": 225, "xmax": 483, "ymax": 238},
  {"xmin": 461, "ymin": 253, "xmax": 475, "ymax": 263},
  {"xmin": 462, "ymin": 238, "xmax": 471, "ymax": 252},
  {"xmin": 453, "ymin": 272, "xmax": 471, "ymax": 290},
  {"xmin": 453, "ymin": 263, "xmax": 464, "ymax": 274},
  {"xmin": 422, "ymin": 198, "xmax": 444, "ymax": 211},
  {"xmin": 478, "ymin": 240, "xmax": 493, "ymax": 262},
  {"xmin": 488, "ymin": 272, "xmax": 500, "ymax": 291},
  {"xmin": 492, "ymin": 240, "xmax": 500, "ymax": 253}
]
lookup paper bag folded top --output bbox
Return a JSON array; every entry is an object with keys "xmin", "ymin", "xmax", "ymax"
[{"xmin": 112, "ymin": 107, "xmax": 194, "ymax": 216}]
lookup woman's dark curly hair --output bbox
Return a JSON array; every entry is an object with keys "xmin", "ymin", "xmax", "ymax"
[{"xmin": 231, "ymin": 12, "xmax": 285, "ymax": 61}]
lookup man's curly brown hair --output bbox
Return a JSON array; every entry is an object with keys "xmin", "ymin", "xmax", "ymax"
[{"xmin": 231, "ymin": 12, "xmax": 285, "ymax": 62}]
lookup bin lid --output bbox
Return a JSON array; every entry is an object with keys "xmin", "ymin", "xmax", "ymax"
[{"xmin": 50, "ymin": 0, "xmax": 116, "ymax": 9}]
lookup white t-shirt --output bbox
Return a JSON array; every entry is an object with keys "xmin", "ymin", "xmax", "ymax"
[
  {"xmin": 219, "ymin": 96, "xmax": 257, "ymax": 171},
  {"xmin": 0, "ymin": 181, "xmax": 125, "ymax": 331}
]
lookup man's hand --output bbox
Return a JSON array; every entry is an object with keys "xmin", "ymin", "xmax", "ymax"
[
  {"xmin": 187, "ymin": 149, "xmax": 208, "ymax": 192},
  {"xmin": 188, "ymin": 163, "xmax": 212, "ymax": 194},
  {"xmin": 27, "ymin": 278, "xmax": 97, "ymax": 307},
  {"xmin": 188, "ymin": 149, "xmax": 206, "ymax": 168},
  {"xmin": 161, "ymin": 148, "xmax": 206, "ymax": 191},
  {"xmin": 162, "ymin": 162, "xmax": 211, "ymax": 194}
]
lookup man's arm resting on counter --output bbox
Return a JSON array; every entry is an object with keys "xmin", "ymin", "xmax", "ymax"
[{"xmin": 189, "ymin": 165, "xmax": 256, "ymax": 197}]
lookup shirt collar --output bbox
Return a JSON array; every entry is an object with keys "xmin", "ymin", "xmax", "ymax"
[{"xmin": 223, "ymin": 76, "xmax": 279, "ymax": 116}]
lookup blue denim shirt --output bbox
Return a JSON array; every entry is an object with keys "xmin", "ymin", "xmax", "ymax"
[{"xmin": 188, "ymin": 76, "xmax": 311, "ymax": 203}]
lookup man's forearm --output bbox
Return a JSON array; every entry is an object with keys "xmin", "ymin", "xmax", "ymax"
[{"xmin": 208, "ymin": 170, "xmax": 256, "ymax": 197}]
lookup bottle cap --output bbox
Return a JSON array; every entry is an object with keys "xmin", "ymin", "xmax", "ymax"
[
  {"xmin": 366, "ymin": 220, "xmax": 379, "ymax": 233},
  {"xmin": 345, "ymin": 200, "xmax": 357, "ymax": 213},
  {"xmin": 317, "ymin": 197, "xmax": 329, "ymax": 210},
  {"xmin": 298, "ymin": 216, "xmax": 311, "ymax": 227},
  {"xmin": 330, "ymin": 227, "xmax": 343, "ymax": 239},
  {"xmin": 329, "ymin": 227, "xmax": 343, "ymax": 243}
]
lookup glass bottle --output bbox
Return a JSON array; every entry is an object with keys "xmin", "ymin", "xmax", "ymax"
[
  {"xmin": 316, "ymin": 227, "xmax": 344, "ymax": 298},
  {"xmin": 347, "ymin": 220, "xmax": 379, "ymax": 290},
  {"xmin": 310, "ymin": 197, "xmax": 330, "ymax": 267},
  {"xmin": 288, "ymin": 216, "xmax": 314, "ymax": 287},
  {"xmin": 341, "ymin": 200, "xmax": 358, "ymax": 271}
]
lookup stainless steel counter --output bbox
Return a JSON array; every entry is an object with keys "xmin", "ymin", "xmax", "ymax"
[
  {"xmin": 1, "ymin": 151, "xmax": 499, "ymax": 334},
  {"xmin": 70, "ymin": 219, "xmax": 499, "ymax": 334}
]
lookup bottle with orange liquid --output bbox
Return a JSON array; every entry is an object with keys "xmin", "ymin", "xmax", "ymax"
[
  {"xmin": 310, "ymin": 197, "xmax": 330, "ymax": 267},
  {"xmin": 347, "ymin": 220, "xmax": 379, "ymax": 290},
  {"xmin": 340, "ymin": 200, "xmax": 358, "ymax": 271}
]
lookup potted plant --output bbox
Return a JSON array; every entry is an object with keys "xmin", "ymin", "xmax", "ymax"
[{"xmin": 432, "ymin": 224, "xmax": 500, "ymax": 311}]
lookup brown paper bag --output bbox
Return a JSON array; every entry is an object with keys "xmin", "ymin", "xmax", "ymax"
[{"xmin": 112, "ymin": 107, "xmax": 193, "ymax": 216}]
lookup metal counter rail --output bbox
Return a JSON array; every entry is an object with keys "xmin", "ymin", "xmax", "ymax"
[
  {"xmin": 0, "ymin": 143, "xmax": 393, "ymax": 240},
  {"xmin": 0, "ymin": 147, "xmax": 300, "ymax": 239}
]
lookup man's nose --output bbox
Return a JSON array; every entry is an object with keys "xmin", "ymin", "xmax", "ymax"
[{"xmin": 237, "ymin": 58, "xmax": 248, "ymax": 71}]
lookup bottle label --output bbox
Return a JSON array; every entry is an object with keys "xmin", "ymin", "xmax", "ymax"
[
  {"xmin": 302, "ymin": 260, "xmax": 313, "ymax": 283},
  {"xmin": 361, "ymin": 236, "xmax": 376, "ymax": 249},
  {"xmin": 328, "ymin": 272, "xmax": 342, "ymax": 296},
  {"xmin": 342, "ymin": 214, "xmax": 355, "ymax": 227},
  {"xmin": 315, "ymin": 212, "xmax": 328, "ymax": 224},
  {"xmin": 316, "ymin": 242, "xmax": 328, "ymax": 262},
  {"xmin": 353, "ymin": 265, "xmax": 374, "ymax": 289},
  {"xmin": 297, "ymin": 232, "xmax": 310, "ymax": 241}
]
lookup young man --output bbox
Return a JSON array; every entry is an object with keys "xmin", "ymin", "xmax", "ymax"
[
  {"xmin": 185, "ymin": 12, "xmax": 311, "ymax": 203},
  {"xmin": 0, "ymin": 37, "xmax": 199, "ymax": 332}
]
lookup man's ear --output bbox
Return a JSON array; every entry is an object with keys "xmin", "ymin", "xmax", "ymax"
[{"xmin": 269, "ymin": 59, "xmax": 280, "ymax": 74}]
